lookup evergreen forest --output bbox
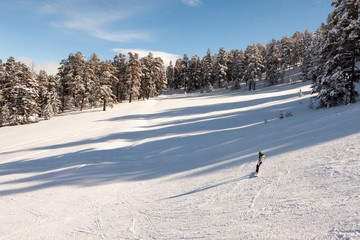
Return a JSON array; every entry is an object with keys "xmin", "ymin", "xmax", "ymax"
[{"xmin": 0, "ymin": 0, "xmax": 359, "ymax": 126}]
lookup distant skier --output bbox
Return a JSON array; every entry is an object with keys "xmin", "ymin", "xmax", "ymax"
[{"xmin": 255, "ymin": 151, "xmax": 265, "ymax": 174}]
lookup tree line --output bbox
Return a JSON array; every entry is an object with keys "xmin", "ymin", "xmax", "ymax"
[
  {"xmin": 166, "ymin": 30, "xmax": 313, "ymax": 94},
  {"xmin": 0, "ymin": 52, "xmax": 166, "ymax": 126},
  {"xmin": 167, "ymin": 0, "xmax": 359, "ymax": 108},
  {"xmin": 0, "ymin": 0, "xmax": 358, "ymax": 127}
]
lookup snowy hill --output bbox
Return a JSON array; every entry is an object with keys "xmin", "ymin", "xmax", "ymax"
[{"xmin": 1, "ymin": 82, "xmax": 359, "ymax": 239}]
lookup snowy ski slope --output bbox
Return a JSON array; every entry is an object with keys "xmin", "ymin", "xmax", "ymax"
[{"xmin": 0, "ymin": 82, "xmax": 359, "ymax": 239}]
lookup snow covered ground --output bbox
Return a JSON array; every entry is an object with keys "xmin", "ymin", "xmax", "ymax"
[{"xmin": 1, "ymin": 81, "xmax": 360, "ymax": 239}]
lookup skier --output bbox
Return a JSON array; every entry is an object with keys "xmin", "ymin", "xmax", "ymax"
[{"xmin": 255, "ymin": 151, "xmax": 265, "ymax": 174}]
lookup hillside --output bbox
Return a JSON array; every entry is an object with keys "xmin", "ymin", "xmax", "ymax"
[{"xmin": 0, "ymin": 81, "xmax": 359, "ymax": 239}]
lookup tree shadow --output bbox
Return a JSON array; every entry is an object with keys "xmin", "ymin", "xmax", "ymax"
[
  {"xmin": 0, "ymin": 83, "xmax": 359, "ymax": 196},
  {"xmin": 96, "ymin": 87, "xmax": 311, "ymax": 124},
  {"xmin": 0, "ymin": 85, "xmax": 310, "ymax": 155}
]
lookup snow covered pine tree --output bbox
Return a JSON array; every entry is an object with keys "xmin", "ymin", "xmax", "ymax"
[{"xmin": 311, "ymin": 0, "xmax": 360, "ymax": 108}]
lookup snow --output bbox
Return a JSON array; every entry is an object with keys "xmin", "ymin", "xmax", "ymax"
[{"xmin": 1, "ymin": 82, "xmax": 360, "ymax": 239}]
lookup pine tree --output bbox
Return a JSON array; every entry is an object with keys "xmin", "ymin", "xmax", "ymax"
[
  {"xmin": 215, "ymin": 47, "xmax": 228, "ymax": 88},
  {"xmin": 0, "ymin": 57, "xmax": 17, "ymax": 126},
  {"xmin": 3, "ymin": 57, "xmax": 21, "ymax": 124},
  {"xmin": 127, "ymin": 53, "xmax": 142, "ymax": 103},
  {"xmin": 256, "ymin": 43, "xmax": 267, "ymax": 81},
  {"xmin": 113, "ymin": 53, "xmax": 128, "ymax": 102},
  {"xmin": 291, "ymin": 31, "xmax": 303, "ymax": 67},
  {"xmin": 201, "ymin": 49, "xmax": 214, "ymax": 92},
  {"xmin": 57, "ymin": 52, "xmax": 86, "ymax": 112},
  {"xmin": 280, "ymin": 36, "xmax": 293, "ymax": 81},
  {"xmin": 58, "ymin": 53, "xmax": 75, "ymax": 112},
  {"xmin": 47, "ymin": 74, "xmax": 62, "ymax": 115},
  {"xmin": 226, "ymin": 49, "xmax": 236, "ymax": 84},
  {"xmin": 153, "ymin": 57, "xmax": 167, "ymax": 96},
  {"xmin": 73, "ymin": 52, "xmax": 86, "ymax": 109},
  {"xmin": 300, "ymin": 30, "xmax": 314, "ymax": 81},
  {"xmin": 311, "ymin": 0, "xmax": 360, "ymax": 107},
  {"xmin": 188, "ymin": 55, "xmax": 201, "ymax": 92},
  {"xmin": 231, "ymin": 49, "xmax": 245, "ymax": 90},
  {"xmin": 264, "ymin": 39, "xmax": 282, "ymax": 86},
  {"xmin": 244, "ymin": 44, "xmax": 263, "ymax": 90},
  {"xmin": 79, "ymin": 53, "xmax": 99, "ymax": 111},
  {"xmin": 166, "ymin": 61, "xmax": 175, "ymax": 90},
  {"xmin": 20, "ymin": 63, "xmax": 39, "ymax": 124},
  {"xmin": 8, "ymin": 62, "xmax": 39, "ymax": 125},
  {"xmin": 0, "ymin": 59, "xmax": 7, "ymax": 126},
  {"xmin": 180, "ymin": 54, "xmax": 190, "ymax": 92},
  {"xmin": 94, "ymin": 61, "xmax": 118, "ymax": 111},
  {"xmin": 173, "ymin": 59, "xmax": 183, "ymax": 90},
  {"xmin": 3, "ymin": 56, "xmax": 17, "ymax": 95},
  {"xmin": 37, "ymin": 70, "xmax": 61, "ymax": 120},
  {"xmin": 140, "ymin": 53, "xmax": 156, "ymax": 100},
  {"xmin": 307, "ymin": 25, "xmax": 326, "ymax": 83},
  {"xmin": 80, "ymin": 62, "xmax": 94, "ymax": 110}
]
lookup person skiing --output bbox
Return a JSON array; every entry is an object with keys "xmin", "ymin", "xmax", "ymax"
[{"xmin": 256, "ymin": 151, "xmax": 265, "ymax": 174}]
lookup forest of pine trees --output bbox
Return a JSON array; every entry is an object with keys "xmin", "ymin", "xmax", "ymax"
[
  {"xmin": 0, "ymin": 0, "xmax": 359, "ymax": 127},
  {"xmin": 167, "ymin": 0, "xmax": 359, "ymax": 107},
  {"xmin": 167, "ymin": 30, "xmax": 314, "ymax": 93},
  {"xmin": 0, "ymin": 52, "xmax": 167, "ymax": 126}
]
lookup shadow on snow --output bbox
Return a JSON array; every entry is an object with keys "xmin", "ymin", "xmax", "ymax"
[{"xmin": 0, "ymin": 82, "xmax": 359, "ymax": 196}]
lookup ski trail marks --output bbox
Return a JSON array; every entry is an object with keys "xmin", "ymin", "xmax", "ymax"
[{"xmin": 245, "ymin": 168, "xmax": 290, "ymax": 219}]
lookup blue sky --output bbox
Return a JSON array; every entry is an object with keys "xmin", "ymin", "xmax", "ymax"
[{"xmin": 0, "ymin": 0, "xmax": 333, "ymax": 74}]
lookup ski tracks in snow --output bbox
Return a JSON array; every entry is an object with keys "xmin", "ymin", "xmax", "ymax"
[{"xmin": 245, "ymin": 167, "xmax": 290, "ymax": 219}]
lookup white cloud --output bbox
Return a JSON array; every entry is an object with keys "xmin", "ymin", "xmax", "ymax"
[
  {"xmin": 38, "ymin": 61, "xmax": 60, "ymax": 75},
  {"xmin": 52, "ymin": 19, "xmax": 152, "ymax": 42},
  {"xmin": 40, "ymin": 1, "xmax": 152, "ymax": 42},
  {"xmin": 113, "ymin": 48, "xmax": 181, "ymax": 66},
  {"xmin": 19, "ymin": 57, "xmax": 59, "ymax": 75},
  {"xmin": 85, "ymin": 28, "xmax": 152, "ymax": 43},
  {"xmin": 182, "ymin": 0, "xmax": 202, "ymax": 7}
]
